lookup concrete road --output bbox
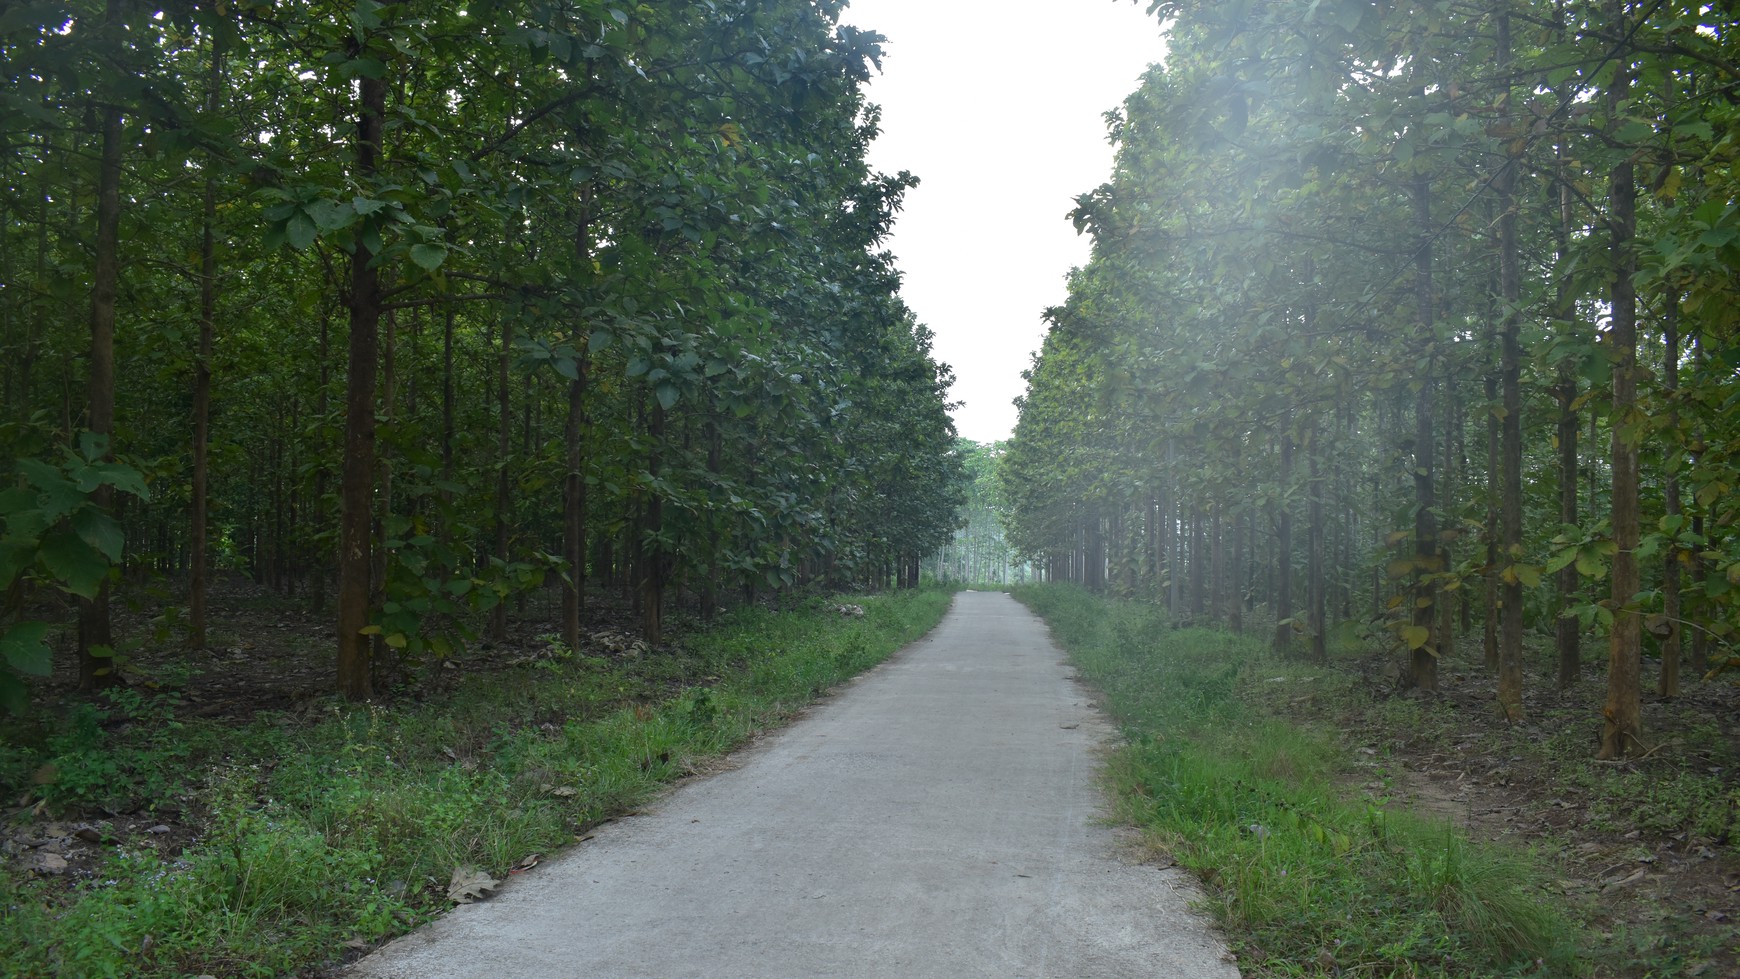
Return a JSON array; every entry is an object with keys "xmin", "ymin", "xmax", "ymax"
[{"xmin": 348, "ymin": 590, "xmax": 1239, "ymax": 978}]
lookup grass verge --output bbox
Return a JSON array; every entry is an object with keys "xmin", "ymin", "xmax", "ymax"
[
  {"xmin": 0, "ymin": 588, "xmax": 953, "ymax": 978},
  {"xmin": 1014, "ymin": 583, "xmax": 1581, "ymax": 978}
]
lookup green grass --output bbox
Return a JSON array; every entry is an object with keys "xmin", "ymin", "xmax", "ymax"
[
  {"xmin": 0, "ymin": 588, "xmax": 954, "ymax": 978},
  {"xmin": 1014, "ymin": 583, "xmax": 1581, "ymax": 978}
]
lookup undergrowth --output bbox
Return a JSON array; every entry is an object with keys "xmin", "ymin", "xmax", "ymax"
[
  {"xmin": 0, "ymin": 588, "xmax": 953, "ymax": 978},
  {"xmin": 1014, "ymin": 583, "xmax": 1582, "ymax": 978}
]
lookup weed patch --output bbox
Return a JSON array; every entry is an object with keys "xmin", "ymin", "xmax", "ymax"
[{"xmin": 1015, "ymin": 583, "xmax": 1581, "ymax": 977}]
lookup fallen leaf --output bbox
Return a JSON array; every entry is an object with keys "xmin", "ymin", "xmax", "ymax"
[
  {"xmin": 447, "ymin": 866, "xmax": 501, "ymax": 904},
  {"xmin": 511, "ymin": 853, "xmax": 541, "ymax": 874},
  {"xmin": 549, "ymin": 786, "xmax": 578, "ymax": 798}
]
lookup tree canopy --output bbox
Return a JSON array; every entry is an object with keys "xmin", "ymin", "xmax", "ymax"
[{"xmin": 1004, "ymin": 0, "xmax": 1740, "ymax": 758}]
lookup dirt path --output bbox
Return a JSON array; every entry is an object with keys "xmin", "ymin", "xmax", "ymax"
[{"xmin": 347, "ymin": 591, "xmax": 1237, "ymax": 978}]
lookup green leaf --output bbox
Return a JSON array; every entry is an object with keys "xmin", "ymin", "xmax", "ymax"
[
  {"xmin": 344, "ymin": 56, "xmax": 388, "ymax": 80},
  {"xmin": 655, "ymin": 381, "xmax": 680, "ymax": 411},
  {"xmin": 16, "ymin": 457, "xmax": 68, "ymax": 493},
  {"xmin": 306, "ymin": 198, "xmax": 353, "ymax": 231},
  {"xmin": 72, "ymin": 508, "xmax": 124, "ymax": 562},
  {"xmin": 1616, "ymin": 119, "xmax": 1655, "ymax": 144},
  {"xmin": 87, "ymin": 463, "xmax": 148, "ymax": 499},
  {"xmin": 1400, "ymin": 625, "xmax": 1429, "ymax": 650},
  {"xmin": 76, "ymin": 431, "xmax": 108, "ymax": 463},
  {"xmin": 0, "ymin": 541, "xmax": 33, "ymax": 590},
  {"xmin": 1, "ymin": 622, "xmax": 52, "ymax": 676},
  {"xmin": 0, "ymin": 674, "xmax": 27, "ymax": 715},
  {"xmin": 285, "ymin": 211, "xmax": 318, "ymax": 250},
  {"xmin": 409, "ymin": 243, "xmax": 448, "ymax": 271},
  {"xmin": 38, "ymin": 530, "xmax": 109, "ymax": 598},
  {"xmin": 1542, "ymin": 548, "xmax": 1578, "ymax": 575}
]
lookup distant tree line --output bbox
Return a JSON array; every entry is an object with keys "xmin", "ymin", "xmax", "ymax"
[{"xmin": 929, "ymin": 440, "xmax": 1037, "ymax": 587}]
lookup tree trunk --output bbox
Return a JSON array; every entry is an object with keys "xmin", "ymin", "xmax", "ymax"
[
  {"xmin": 1598, "ymin": 21, "xmax": 1641, "ymax": 759},
  {"xmin": 1440, "ymin": 379, "xmax": 1458, "ymax": 659},
  {"xmin": 188, "ymin": 35, "xmax": 222, "ymax": 650},
  {"xmin": 1206, "ymin": 506, "xmax": 1221, "ymax": 620},
  {"xmin": 1229, "ymin": 508, "xmax": 1244, "ymax": 633},
  {"xmin": 1554, "ymin": 152, "xmax": 1582, "ymax": 689},
  {"xmin": 77, "ymin": 74, "xmax": 124, "ymax": 692},
  {"xmin": 1273, "ymin": 431, "xmax": 1293, "ymax": 656},
  {"xmin": 1657, "ymin": 294, "xmax": 1682, "ymax": 698},
  {"xmin": 1496, "ymin": 8, "xmax": 1525, "ymax": 721},
  {"xmin": 641, "ymin": 401, "xmax": 665, "ymax": 643},
  {"xmin": 1555, "ymin": 371, "xmax": 1581, "ymax": 687},
  {"xmin": 310, "ymin": 304, "xmax": 331, "ymax": 612},
  {"xmin": 440, "ymin": 305, "xmax": 455, "ymax": 502},
  {"xmin": 370, "ymin": 310, "xmax": 397, "ymax": 676},
  {"xmin": 490, "ymin": 314, "xmax": 513, "ymax": 642},
  {"xmin": 336, "ymin": 67, "xmax": 387, "ymax": 701},
  {"xmin": 1483, "ymin": 369, "xmax": 1500, "ymax": 672},
  {"xmin": 1186, "ymin": 507, "xmax": 1201, "ymax": 613},
  {"xmin": 562, "ymin": 359, "xmax": 588, "ymax": 652},
  {"xmin": 1689, "ymin": 337, "xmax": 1708, "ymax": 676},
  {"xmin": 1308, "ymin": 443, "xmax": 1326, "ymax": 664},
  {"xmin": 1409, "ymin": 167, "xmax": 1439, "ymax": 691}
]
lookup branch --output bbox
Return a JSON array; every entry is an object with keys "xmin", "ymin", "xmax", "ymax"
[
  {"xmin": 470, "ymin": 89, "xmax": 589, "ymax": 162},
  {"xmin": 380, "ymin": 291, "xmax": 514, "ymax": 312}
]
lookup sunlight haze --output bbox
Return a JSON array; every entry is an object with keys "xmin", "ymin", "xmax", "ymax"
[{"xmin": 847, "ymin": 0, "xmax": 1169, "ymax": 444}]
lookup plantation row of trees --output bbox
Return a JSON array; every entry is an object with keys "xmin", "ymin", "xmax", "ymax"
[
  {"xmin": 1, "ymin": 0, "xmax": 965, "ymax": 705},
  {"xmin": 1003, "ymin": 0, "xmax": 1740, "ymax": 757},
  {"xmin": 929, "ymin": 441, "xmax": 1036, "ymax": 586}
]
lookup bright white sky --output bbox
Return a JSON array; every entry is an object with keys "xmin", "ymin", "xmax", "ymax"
[{"xmin": 844, "ymin": 0, "xmax": 1169, "ymax": 444}]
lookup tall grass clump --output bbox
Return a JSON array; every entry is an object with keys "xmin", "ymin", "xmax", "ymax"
[
  {"xmin": 1014, "ymin": 583, "xmax": 1580, "ymax": 978},
  {"xmin": 0, "ymin": 587, "xmax": 954, "ymax": 978}
]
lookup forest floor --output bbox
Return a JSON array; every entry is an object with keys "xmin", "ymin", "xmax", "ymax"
[
  {"xmin": 6, "ymin": 575, "xmax": 648, "ymax": 887},
  {"xmin": 1251, "ymin": 637, "xmax": 1740, "ymax": 977}
]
